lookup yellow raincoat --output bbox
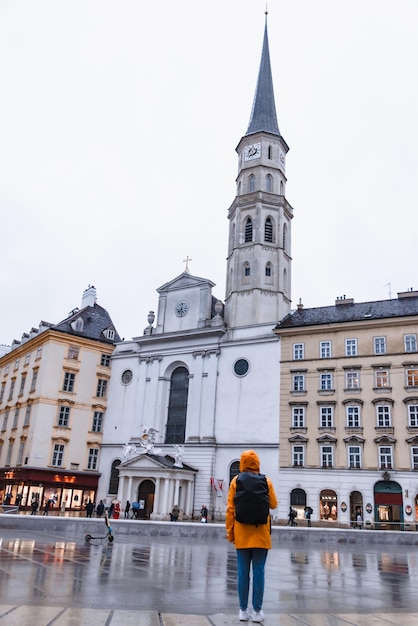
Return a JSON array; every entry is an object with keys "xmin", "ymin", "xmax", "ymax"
[{"xmin": 226, "ymin": 449, "xmax": 278, "ymax": 549}]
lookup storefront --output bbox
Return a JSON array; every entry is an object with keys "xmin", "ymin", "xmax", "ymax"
[
  {"xmin": 320, "ymin": 489, "xmax": 338, "ymax": 521},
  {"xmin": 374, "ymin": 480, "xmax": 403, "ymax": 530},
  {"xmin": 1, "ymin": 467, "xmax": 99, "ymax": 512}
]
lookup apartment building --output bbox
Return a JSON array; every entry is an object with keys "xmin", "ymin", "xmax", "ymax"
[
  {"xmin": 0, "ymin": 286, "xmax": 120, "ymax": 512},
  {"xmin": 275, "ymin": 290, "xmax": 418, "ymax": 529}
]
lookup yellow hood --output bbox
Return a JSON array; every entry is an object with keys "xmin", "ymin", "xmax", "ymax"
[{"xmin": 239, "ymin": 449, "xmax": 260, "ymax": 473}]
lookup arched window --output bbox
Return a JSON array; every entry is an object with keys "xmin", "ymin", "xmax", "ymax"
[
  {"xmin": 237, "ymin": 181, "xmax": 241, "ymax": 195},
  {"xmin": 108, "ymin": 459, "xmax": 121, "ymax": 494},
  {"xmin": 249, "ymin": 174, "xmax": 255, "ymax": 193},
  {"xmin": 165, "ymin": 366, "xmax": 189, "ymax": 444},
  {"xmin": 265, "ymin": 263, "xmax": 272, "ymax": 277},
  {"xmin": 280, "ymin": 180, "xmax": 284, "ymax": 195},
  {"xmin": 266, "ymin": 174, "xmax": 272, "ymax": 192},
  {"xmin": 268, "ymin": 145, "xmax": 272, "ymax": 160},
  {"xmin": 283, "ymin": 223, "xmax": 288, "ymax": 252},
  {"xmin": 264, "ymin": 217, "xmax": 273, "ymax": 242},
  {"xmin": 245, "ymin": 218, "xmax": 253, "ymax": 243},
  {"xmin": 244, "ymin": 263, "xmax": 251, "ymax": 278},
  {"xmin": 229, "ymin": 461, "xmax": 240, "ymax": 484}
]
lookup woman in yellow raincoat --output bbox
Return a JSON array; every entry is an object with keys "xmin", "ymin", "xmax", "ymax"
[{"xmin": 226, "ymin": 449, "xmax": 278, "ymax": 623}]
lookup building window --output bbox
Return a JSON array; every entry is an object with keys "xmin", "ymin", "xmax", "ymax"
[
  {"xmin": 104, "ymin": 328, "xmax": 115, "ymax": 340},
  {"xmin": 406, "ymin": 368, "xmax": 418, "ymax": 387},
  {"xmin": 19, "ymin": 374, "xmax": 26, "ymax": 396},
  {"xmin": 165, "ymin": 366, "xmax": 189, "ymax": 444},
  {"xmin": 8, "ymin": 379, "xmax": 15, "ymax": 401},
  {"xmin": 30, "ymin": 369, "xmax": 38, "ymax": 392},
  {"xmin": 244, "ymin": 217, "xmax": 253, "ymax": 242},
  {"xmin": 411, "ymin": 447, "xmax": 418, "ymax": 470},
  {"xmin": 17, "ymin": 440, "xmax": 25, "ymax": 465},
  {"xmin": 320, "ymin": 373, "xmax": 333, "ymax": 391},
  {"xmin": 265, "ymin": 175, "xmax": 273, "ymax": 193},
  {"xmin": 321, "ymin": 445, "xmax": 333, "ymax": 468},
  {"xmin": 101, "ymin": 354, "xmax": 111, "ymax": 367},
  {"xmin": 24, "ymin": 353, "xmax": 31, "ymax": 365},
  {"xmin": 63, "ymin": 372, "xmax": 75, "ymax": 392},
  {"xmin": 379, "ymin": 446, "xmax": 393, "ymax": 469},
  {"xmin": 292, "ymin": 374, "xmax": 305, "ymax": 392},
  {"xmin": 0, "ymin": 382, "xmax": 5, "ymax": 403},
  {"xmin": 108, "ymin": 460, "xmax": 120, "ymax": 494},
  {"xmin": 292, "ymin": 445, "xmax": 304, "ymax": 467},
  {"xmin": 6, "ymin": 441, "xmax": 14, "ymax": 465},
  {"xmin": 36, "ymin": 347, "xmax": 42, "ymax": 360},
  {"xmin": 293, "ymin": 343, "xmax": 304, "ymax": 360},
  {"xmin": 87, "ymin": 448, "xmax": 99, "ymax": 470},
  {"xmin": 234, "ymin": 359, "xmax": 249, "ymax": 377},
  {"xmin": 67, "ymin": 346, "xmax": 79, "ymax": 360},
  {"xmin": 52, "ymin": 444, "xmax": 65, "ymax": 467},
  {"xmin": 12, "ymin": 408, "xmax": 19, "ymax": 429},
  {"xmin": 92, "ymin": 411, "xmax": 104, "ymax": 432},
  {"xmin": 248, "ymin": 174, "xmax": 255, "ymax": 193},
  {"xmin": 375, "ymin": 369, "xmax": 390, "ymax": 388},
  {"xmin": 346, "ymin": 371, "xmax": 360, "ymax": 389},
  {"xmin": 244, "ymin": 263, "xmax": 250, "ymax": 277},
  {"xmin": 374, "ymin": 337, "xmax": 386, "ymax": 354},
  {"xmin": 292, "ymin": 406, "xmax": 305, "ymax": 428},
  {"xmin": 320, "ymin": 341, "xmax": 331, "ymax": 358},
  {"xmin": 264, "ymin": 217, "xmax": 273, "ymax": 243},
  {"xmin": 265, "ymin": 263, "xmax": 272, "ymax": 277},
  {"xmin": 346, "ymin": 405, "xmax": 360, "ymax": 428},
  {"xmin": 320, "ymin": 406, "xmax": 333, "ymax": 428},
  {"xmin": 2, "ymin": 411, "xmax": 9, "ymax": 431},
  {"xmin": 345, "ymin": 339, "xmax": 357, "ymax": 356},
  {"xmin": 377, "ymin": 405, "xmax": 391, "ymax": 427},
  {"xmin": 58, "ymin": 406, "xmax": 70, "ymax": 427},
  {"xmin": 23, "ymin": 405, "xmax": 31, "ymax": 426},
  {"xmin": 405, "ymin": 334, "xmax": 417, "ymax": 353},
  {"xmin": 348, "ymin": 446, "xmax": 361, "ymax": 468},
  {"xmin": 408, "ymin": 405, "xmax": 418, "ymax": 427},
  {"xmin": 14, "ymin": 359, "xmax": 20, "ymax": 371},
  {"xmin": 268, "ymin": 145, "xmax": 272, "ymax": 159},
  {"xmin": 96, "ymin": 379, "xmax": 108, "ymax": 398}
]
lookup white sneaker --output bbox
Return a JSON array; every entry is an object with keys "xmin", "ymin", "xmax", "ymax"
[
  {"xmin": 239, "ymin": 608, "xmax": 249, "ymax": 621},
  {"xmin": 252, "ymin": 610, "xmax": 265, "ymax": 622}
]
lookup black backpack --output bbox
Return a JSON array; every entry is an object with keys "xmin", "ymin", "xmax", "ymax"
[{"xmin": 234, "ymin": 472, "xmax": 269, "ymax": 525}]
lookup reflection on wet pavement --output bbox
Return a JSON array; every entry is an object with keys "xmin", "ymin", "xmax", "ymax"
[{"xmin": 0, "ymin": 531, "xmax": 418, "ymax": 615}]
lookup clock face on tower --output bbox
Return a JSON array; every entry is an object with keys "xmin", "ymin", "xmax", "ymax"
[
  {"xmin": 175, "ymin": 301, "xmax": 189, "ymax": 317},
  {"xmin": 244, "ymin": 142, "xmax": 261, "ymax": 161}
]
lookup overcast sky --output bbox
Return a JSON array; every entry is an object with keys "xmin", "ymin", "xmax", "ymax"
[{"xmin": 1, "ymin": 1, "xmax": 417, "ymax": 345}]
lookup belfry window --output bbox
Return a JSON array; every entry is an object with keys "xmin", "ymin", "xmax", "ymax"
[
  {"xmin": 268, "ymin": 145, "xmax": 272, "ymax": 159},
  {"xmin": 165, "ymin": 367, "xmax": 189, "ymax": 444},
  {"xmin": 266, "ymin": 175, "xmax": 272, "ymax": 192},
  {"xmin": 244, "ymin": 263, "xmax": 250, "ymax": 277},
  {"xmin": 265, "ymin": 263, "xmax": 272, "ymax": 277},
  {"xmin": 249, "ymin": 174, "xmax": 255, "ymax": 193},
  {"xmin": 264, "ymin": 217, "xmax": 273, "ymax": 242},
  {"xmin": 245, "ymin": 218, "xmax": 253, "ymax": 243}
]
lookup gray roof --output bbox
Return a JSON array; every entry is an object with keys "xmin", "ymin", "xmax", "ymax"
[
  {"xmin": 246, "ymin": 18, "xmax": 280, "ymax": 137},
  {"xmin": 53, "ymin": 303, "xmax": 121, "ymax": 344},
  {"xmin": 277, "ymin": 296, "xmax": 418, "ymax": 329}
]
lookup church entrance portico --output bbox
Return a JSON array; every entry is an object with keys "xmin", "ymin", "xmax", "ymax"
[{"xmin": 117, "ymin": 453, "xmax": 197, "ymax": 521}]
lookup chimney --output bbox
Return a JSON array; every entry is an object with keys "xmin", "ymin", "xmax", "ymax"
[
  {"xmin": 82, "ymin": 285, "xmax": 97, "ymax": 308},
  {"xmin": 335, "ymin": 295, "xmax": 354, "ymax": 306},
  {"xmin": 297, "ymin": 298, "xmax": 304, "ymax": 311},
  {"xmin": 398, "ymin": 288, "xmax": 418, "ymax": 299}
]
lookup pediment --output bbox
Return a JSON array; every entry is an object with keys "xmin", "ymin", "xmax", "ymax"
[
  {"xmin": 120, "ymin": 452, "xmax": 197, "ymax": 473},
  {"xmin": 157, "ymin": 272, "xmax": 215, "ymax": 294}
]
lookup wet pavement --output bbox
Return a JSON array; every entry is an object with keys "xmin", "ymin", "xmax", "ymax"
[{"xmin": 1, "ymin": 524, "xmax": 418, "ymax": 624}]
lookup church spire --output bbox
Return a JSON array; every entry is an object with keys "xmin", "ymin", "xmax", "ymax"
[{"xmin": 246, "ymin": 14, "xmax": 280, "ymax": 137}]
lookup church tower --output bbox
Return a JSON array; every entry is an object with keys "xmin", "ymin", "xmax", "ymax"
[{"xmin": 224, "ymin": 15, "xmax": 293, "ymax": 329}]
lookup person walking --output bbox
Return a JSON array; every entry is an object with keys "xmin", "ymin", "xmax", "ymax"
[
  {"xmin": 96, "ymin": 500, "xmax": 105, "ymax": 517},
  {"xmin": 86, "ymin": 500, "xmax": 94, "ymax": 518},
  {"xmin": 200, "ymin": 504, "xmax": 208, "ymax": 523},
  {"xmin": 43, "ymin": 499, "xmax": 51, "ymax": 516},
  {"xmin": 124, "ymin": 500, "xmax": 131, "ymax": 518},
  {"xmin": 30, "ymin": 497, "xmax": 39, "ymax": 515},
  {"xmin": 226, "ymin": 449, "xmax": 278, "ymax": 623},
  {"xmin": 171, "ymin": 504, "xmax": 179, "ymax": 522}
]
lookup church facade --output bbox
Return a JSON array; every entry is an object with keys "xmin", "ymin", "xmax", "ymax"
[{"xmin": 98, "ymin": 17, "xmax": 293, "ymax": 520}]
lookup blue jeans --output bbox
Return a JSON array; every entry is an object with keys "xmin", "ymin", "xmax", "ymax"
[{"xmin": 236, "ymin": 548, "xmax": 268, "ymax": 612}]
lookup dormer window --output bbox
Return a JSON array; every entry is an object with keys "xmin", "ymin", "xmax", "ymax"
[
  {"xmin": 104, "ymin": 328, "xmax": 115, "ymax": 340},
  {"xmin": 71, "ymin": 317, "xmax": 84, "ymax": 332}
]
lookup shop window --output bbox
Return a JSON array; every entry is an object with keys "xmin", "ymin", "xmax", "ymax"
[{"xmin": 320, "ymin": 490, "xmax": 338, "ymax": 520}]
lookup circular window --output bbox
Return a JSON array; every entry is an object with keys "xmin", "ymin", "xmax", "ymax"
[
  {"xmin": 234, "ymin": 358, "xmax": 249, "ymax": 377},
  {"xmin": 121, "ymin": 369, "xmax": 133, "ymax": 385}
]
